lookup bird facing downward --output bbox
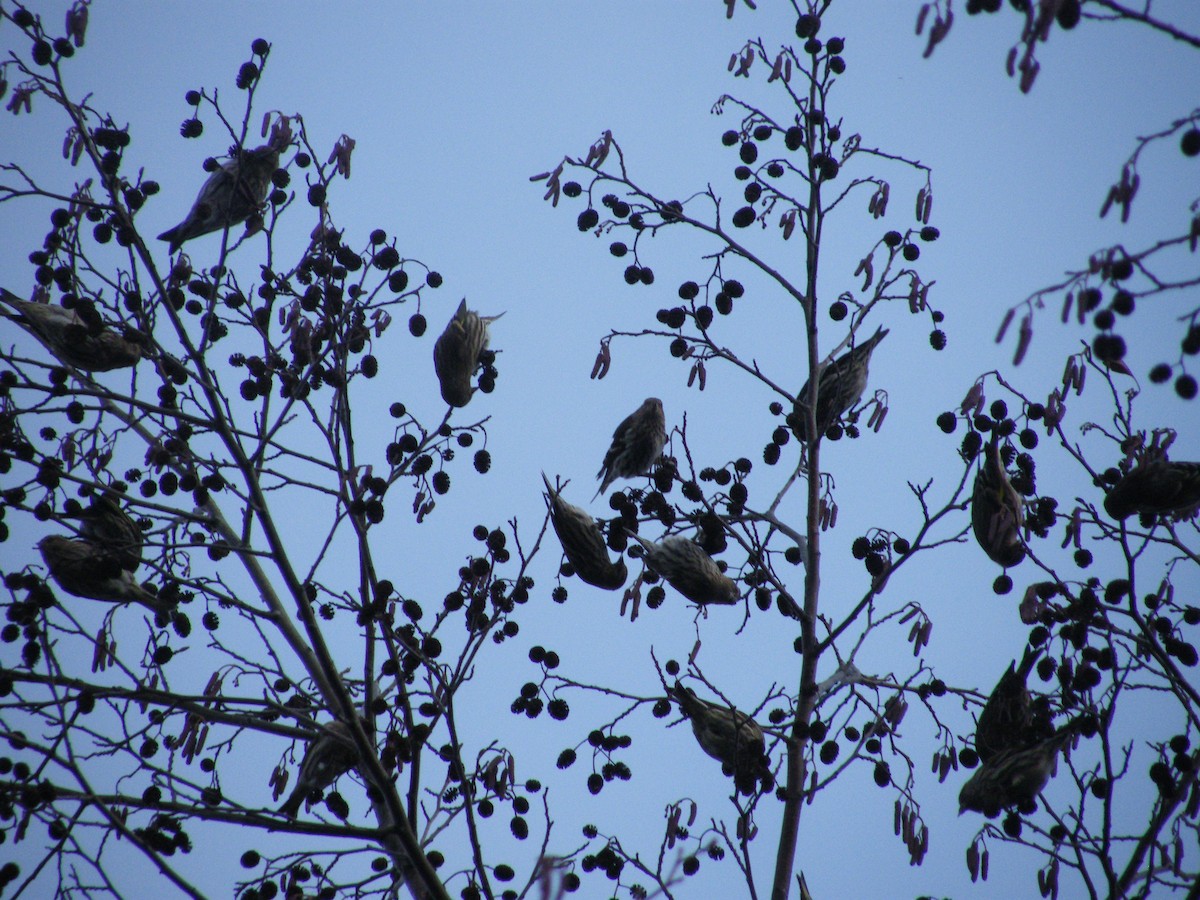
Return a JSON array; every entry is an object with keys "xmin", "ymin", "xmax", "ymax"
[
  {"xmin": 792, "ymin": 325, "xmax": 888, "ymax": 442},
  {"xmin": 432, "ymin": 299, "xmax": 504, "ymax": 408},
  {"xmin": 971, "ymin": 437, "xmax": 1026, "ymax": 568},
  {"xmin": 157, "ymin": 144, "xmax": 281, "ymax": 252},
  {"xmin": 974, "ymin": 643, "xmax": 1048, "ymax": 764},
  {"xmin": 667, "ymin": 680, "xmax": 769, "ymax": 794},
  {"xmin": 1103, "ymin": 459, "xmax": 1200, "ymax": 521},
  {"xmin": 72, "ymin": 493, "xmax": 144, "ymax": 573},
  {"xmin": 38, "ymin": 535, "xmax": 168, "ymax": 613},
  {"xmin": 628, "ymin": 533, "xmax": 739, "ymax": 606},
  {"xmin": 594, "ymin": 398, "xmax": 667, "ymax": 500},
  {"xmin": 541, "ymin": 474, "xmax": 628, "ymax": 591},
  {"xmin": 1, "ymin": 289, "xmax": 143, "ymax": 372},
  {"xmin": 279, "ymin": 720, "xmax": 360, "ymax": 818}
]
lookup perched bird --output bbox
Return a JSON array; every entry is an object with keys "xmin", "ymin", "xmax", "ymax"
[
  {"xmin": 594, "ymin": 398, "xmax": 667, "ymax": 499},
  {"xmin": 432, "ymin": 298, "xmax": 503, "ymax": 408},
  {"xmin": 792, "ymin": 325, "xmax": 888, "ymax": 442},
  {"xmin": 157, "ymin": 144, "xmax": 280, "ymax": 252},
  {"xmin": 667, "ymin": 680, "xmax": 769, "ymax": 793},
  {"xmin": 959, "ymin": 724, "xmax": 1079, "ymax": 817},
  {"xmin": 971, "ymin": 437, "xmax": 1026, "ymax": 567},
  {"xmin": 1, "ymin": 289, "xmax": 143, "ymax": 372},
  {"xmin": 628, "ymin": 533, "xmax": 739, "ymax": 606},
  {"xmin": 38, "ymin": 535, "xmax": 167, "ymax": 613},
  {"xmin": 70, "ymin": 493, "xmax": 144, "ymax": 573},
  {"xmin": 1103, "ymin": 459, "xmax": 1200, "ymax": 521},
  {"xmin": 975, "ymin": 644, "xmax": 1045, "ymax": 764},
  {"xmin": 279, "ymin": 720, "xmax": 359, "ymax": 818},
  {"xmin": 541, "ymin": 474, "xmax": 628, "ymax": 590}
]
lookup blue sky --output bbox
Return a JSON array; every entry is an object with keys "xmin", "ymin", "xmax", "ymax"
[{"xmin": 2, "ymin": 2, "xmax": 1199, "ymax": 898}]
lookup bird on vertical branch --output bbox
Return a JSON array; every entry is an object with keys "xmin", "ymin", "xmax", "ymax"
[
  {"xmin": 791, "ymin": 325, "xmax": 888, "ymax": 442},
  {"xmin": 278, "ymin": 719, "xmax": 360, "ymax": 818},
  {"xmin": 667, "ymin": 680, "xmax": 770, "ymax": 794},
  {"xmin": 37, "ymin": 535, "xmax": 169, "ymax": 614},
  {"xmin": 1103, "ymin": 458, "xmax": 1200, "ymax": 521},
  {"xmin": 541, "ymin": 474, "xmax": 628, "ymax": 590},
  {"xmin": 974, "ymin": 642, "xmax": 1049, "ymax": 764},
  {"xmin": 157, "ymin": 143, "xmax": 282, "ymax": 252},
  {"xmin": 594, "ymin": 397, "xmax": 667, "ymax": 500},
  {"xmin": 628, "ymin": 533, "xmax": 739, "ymax": 606},
  {"xmin": 432, "ymin": 299, "xmax": 504, "ymax": 408},
  {"xmin": 0, "ymin": 289, "xmax": 144, "ymax": 372},
  {"xmin": 971, "ymin": 434, "xmax": 1026, "ymax": 567}
]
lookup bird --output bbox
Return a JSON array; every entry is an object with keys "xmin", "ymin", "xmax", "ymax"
[
  {"xmin": 70, "ymin": 493, "xmax": 144, "ymax": 573},
  {"xmin": 958, "ymin": 723, "xmax": 1079, "ymax": 817},
  {"xmin": 667, "ymin": 680, "xmax": 769, "ymax": 793},
  {"xmin": 157, "ymin": 144, "xmax": 280, "ymax": 252},
  {"xmin": 38, "ymin": 535, "xmax": 168, "ymax": 613},
  {"xmin": 1103, "ymin": 459, "xmax": 1200, "ymax": 521},
  {"xmin": 541, "ymin": 474, "xmax": 628, "ymax": 590},
  {"xmin": 279, "ymin": 720, "xmax": 359, "ymax": 818},
  {"xmin": 971, "ymin": 436, "xmax": 1026, "ymax": 567},
  {"xmin": 792, "ymin": 325, "xmax": 888, "ymax": 442},
  {"xmin": 975, "ymin": 643, "xmax": 1046, "ymax": 764},
  {"xmin": 432, "ymin": 298, "xmax": 503, "ymax": 408},
  {"xmin": 628, "ymin": 533, "xmax": 739, "ymax": 606},
  {"xmin": 1, "ymin": 289, "xmax": 143, "ymax": 372},
  {"xmin": 594, "ymin": 398, "xmax": 667, "ymax": 499}
]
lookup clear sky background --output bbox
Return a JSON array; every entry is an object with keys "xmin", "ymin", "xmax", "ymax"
[{"xmin": 2, "ymin": 2, "xmax": 1199, "ymax": 898}]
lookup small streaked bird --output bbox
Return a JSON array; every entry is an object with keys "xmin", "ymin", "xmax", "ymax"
[
  {"xmin": 594, "ymin": 397, "xmax": 667, "ymax": 499},
  {"xmin": 432, "ymin": 298, "xmax": 503, "ymax": 408},
  {"xmin": 279, "ymin": 720, "xmax": 359, "ymax": 818},
  {"xmin": 71, "ymin": 493, "xmax": 144, "ymax": 573},
  {"xmin": 668, "ymin": 680, "xmax": 769, "ymax": 794},
  {"xmin": 38, "ymin": 535, "xmax": 168, "ymax": 613},
  {"xmin": 1, "ymin": 288, "xmax": 143, "ymax": 372},
  {"xmin": 971, "ymin": 437, "xmax": 1026, "ymax": 567},
  {"xmin": 157, "ymin": 144, "xmax": 280, "ymax": 252},
  {"xmin": 628, "ymin": 533, "xmax": 739, "ymax": 606},
  {"xmin": 959, "ymin": 723, "xmax": 1079, "ymax": 817},
  {"xmin": 975, "ymin": 644, "xmax": 1044, "ymax": 764},
  {"xmin": 792, "ymin": 325, "xmax": 888, "ymax": 442},
  {"xmin": 541, "ymin": 474, "xmax": 627, "ymax": 591},
  {"xmin": 1103, "ymin": 459, "xmax": 1200, "ymax": 521}
]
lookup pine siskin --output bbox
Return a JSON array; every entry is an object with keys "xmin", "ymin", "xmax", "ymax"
[
  {"xmin": 157, "ymin": 144, "xmax": 280, "ymax": 252},
  {"xmin": 628, "ymin": 533, "xmax": 739, "ymax": 606},
  {"xmin": 594, "ymin": 398, "xmax": 667, "ymax": 499},
  {"xmin": 279, "ymin": 720, "xmax": 359, "ymax": 818},
  {"xmin": 1, "ymin": 289, "xmax": 143, "ymax": 372},
  {"xmin": 668, "ymin": 680, "xmax": 769, "ymax": 793},
  {"xmin": 792, "ymin": 325, "xmax": 888, "ymax": 442},
  {"xmin": 974, "ymin": 643, "xmax": 1046, "ymax": 764},
  {"xmin": 971, "ymin": 437, "xmax": 1026, "ymax": 567},
  {"xmin": 432, "ymin": 298, "xmax": 503, "ymax": 408},
  {"xmin": 71, "ymin": 493, "xmax": 144, "ymax": 573},
  {"xmin": 1103, "ymin": 459, "xmax": 1200, "ymax": 521},
  {"xmin": 541, "ymin": 474, "xmax": 628, "ymax": 590},
  {"xmin": 38, "ymin": 535, "xmax": 168, "ymax": 613},
  {"xmin": 958, "ymin": 724, "xmax": 1078, "ymax": 817}
]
